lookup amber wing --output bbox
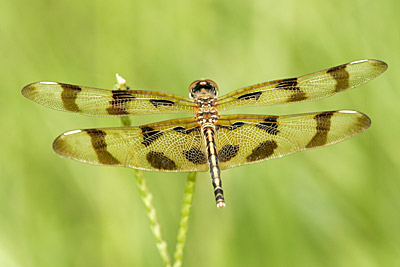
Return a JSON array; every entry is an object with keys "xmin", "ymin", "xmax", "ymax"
[
  {"xmin": 217, "ymin": 59, "xmax": 387, "ymax": 111},
  {"xmin": 53, "ymin": 118, "xmax": 209, "ymax": 172},
  {"xmin": 214, "ymin": 111, "xmax": 370, "ymax": 169},
  {"xmin": 22, "ymin": 82, "xmax": 195, "ymax": 116}
]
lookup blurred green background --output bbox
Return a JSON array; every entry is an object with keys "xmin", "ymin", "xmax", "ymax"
[{"xmin": 1, "ymin": 0, "xmax": 399, "ymax": 266}]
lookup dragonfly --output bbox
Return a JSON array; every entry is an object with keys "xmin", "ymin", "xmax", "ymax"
[{"xmin": 22, "ymin": 59, "xmax": 387, "ymax": 208}]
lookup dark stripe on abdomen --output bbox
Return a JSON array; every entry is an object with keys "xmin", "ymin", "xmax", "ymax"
[
  {"xmin": 205, "ymin": 129, "xmax": 220, "ymax": 181},
  {"xmin": 204, "ymin": 128, "xmax": 225, "ymax": 208}
]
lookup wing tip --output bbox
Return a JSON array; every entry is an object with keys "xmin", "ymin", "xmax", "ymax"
[
  {"xmin": 21, "ymin": 82, "xmax": 38, "ymax": 99},
  {"xmin": 338, "ymin": 110, "xmax": 371, "ymax": 132},
  {"xmin": 21, "ymin": 81, "xmax": 59, "ymax": 99},
  {"xmin": 351, "ymin": 59, "xmax": 388, "ymax": 74},
  {"xmin": 356, "ymin": 111, "xmax": 372, "ymax": 131},
  {"xmin": 52, "ymin": 133, "xmax": 66, "ymax": 156}
]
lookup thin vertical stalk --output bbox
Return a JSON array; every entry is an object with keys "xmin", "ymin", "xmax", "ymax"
[
  {"xmin": 173, "ymin": 172, "xmax": 197, "ymax": 267},
  {"xmin": 115, "ymin": 74, "xmax": 171, "ymax": 267},
  {"xmin": 134, "ymin": 169, "xmax": 171, "ymax": 267}
]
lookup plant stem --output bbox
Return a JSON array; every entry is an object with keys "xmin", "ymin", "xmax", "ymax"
[
  {"xmin": 135, "ymin": 169, "xmax": 172, "ymax": 267},
  {"xmin": 115, "ymin": 74, "xmax": 196, "ymax": 266},
  {"xmin": 115, "ymin": 74, "xmax": 171, "ymax": 267},
  {"xmin": 173, "ymin": 172, "xmax": 197, "ymax": 267}
]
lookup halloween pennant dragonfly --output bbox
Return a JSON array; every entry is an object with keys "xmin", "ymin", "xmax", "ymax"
[{"xmin": 22, "ymin": 59, "xmax": 387, "ymax": 208}]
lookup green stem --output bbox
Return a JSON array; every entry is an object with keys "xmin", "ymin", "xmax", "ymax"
[
  {"xmin": 135, "ymin": 170, "xmax": 172, "ymax": 267},
  {"xmin": 114, "ymin": 74, "xmax": 196, "ymax": 267},
  {"xmin": 115, "ymin": 74, "xmax": 171, "ymax": 267},
  {"xmin": 173, "ymin": 172, "xmax": 197, "ymax": 267}
]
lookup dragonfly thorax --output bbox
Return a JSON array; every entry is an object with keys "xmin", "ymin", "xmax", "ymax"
[
  {"xmin": 195, "ymin": 105, "xmax": 219, "ymax": 125},
  {"xmin": 189, "ymin": 79, "xmax": 218, "ymax": 99}
]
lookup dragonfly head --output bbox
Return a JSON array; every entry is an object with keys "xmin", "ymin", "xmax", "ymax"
[{"xmin": 189, "ymin": 79, "xmax": 218, "ymax": 99}]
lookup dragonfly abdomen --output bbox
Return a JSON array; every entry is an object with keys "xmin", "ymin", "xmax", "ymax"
[{"xmin": 203, "ymin": 126, "xmax": 225, "ymax": 208}]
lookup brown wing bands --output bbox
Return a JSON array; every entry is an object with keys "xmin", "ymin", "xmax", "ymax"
[
  {"xmin": 214, "ymin": 111, "xmax": 371, "ymax": 170},
  {"xmin": 217, "ymin": 59, "xmax": 387, "ymax": 111},
  {"xmin": 22, "ymin": 82, "xmax": 195, "ymax": 116},
  {"xmin": 52, "ymin": 117, "xmax": 209, "ymax": 172}
]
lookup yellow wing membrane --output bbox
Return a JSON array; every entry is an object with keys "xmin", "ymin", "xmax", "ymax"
[
  {"xmin": 22, "ymin": 82, "xmax": 195, "ymax": 116},
  {"xmin": 53, "ymin": 118, "xmax": 209, "ymax": 172},
  {"xmin": 217, "ymin": 59, "xmax": 387, "ymax": 111},
  {"xmin": 214, "ymin": 111, "xmax": 370, "ymax": 170},
  {"xmin": 53, "ymin": 111, "xmax": 370, "ymax": 172},
  {"xmin": 21, "ymin": 59, "xmax": 387, "ymax": 208}
]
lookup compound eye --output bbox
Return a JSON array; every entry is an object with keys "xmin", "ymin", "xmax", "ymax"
[
  {"xmin": 188, "ymin": 79, "xmax": 219, "ymax": 98},
  {"xmin": 206, "ymin": 80, "xmax": 218, "ymax": 97},
  {"xmin": 188, "ymin": 80, "xmax": 202, "ymax": 98},
  {"xmin": 188, "ymin": 80, "xmax": 200, "ymax": 92},
  {"xmin": 206, "ymin": 80, "xmax": 218, "ymax": 90}
]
